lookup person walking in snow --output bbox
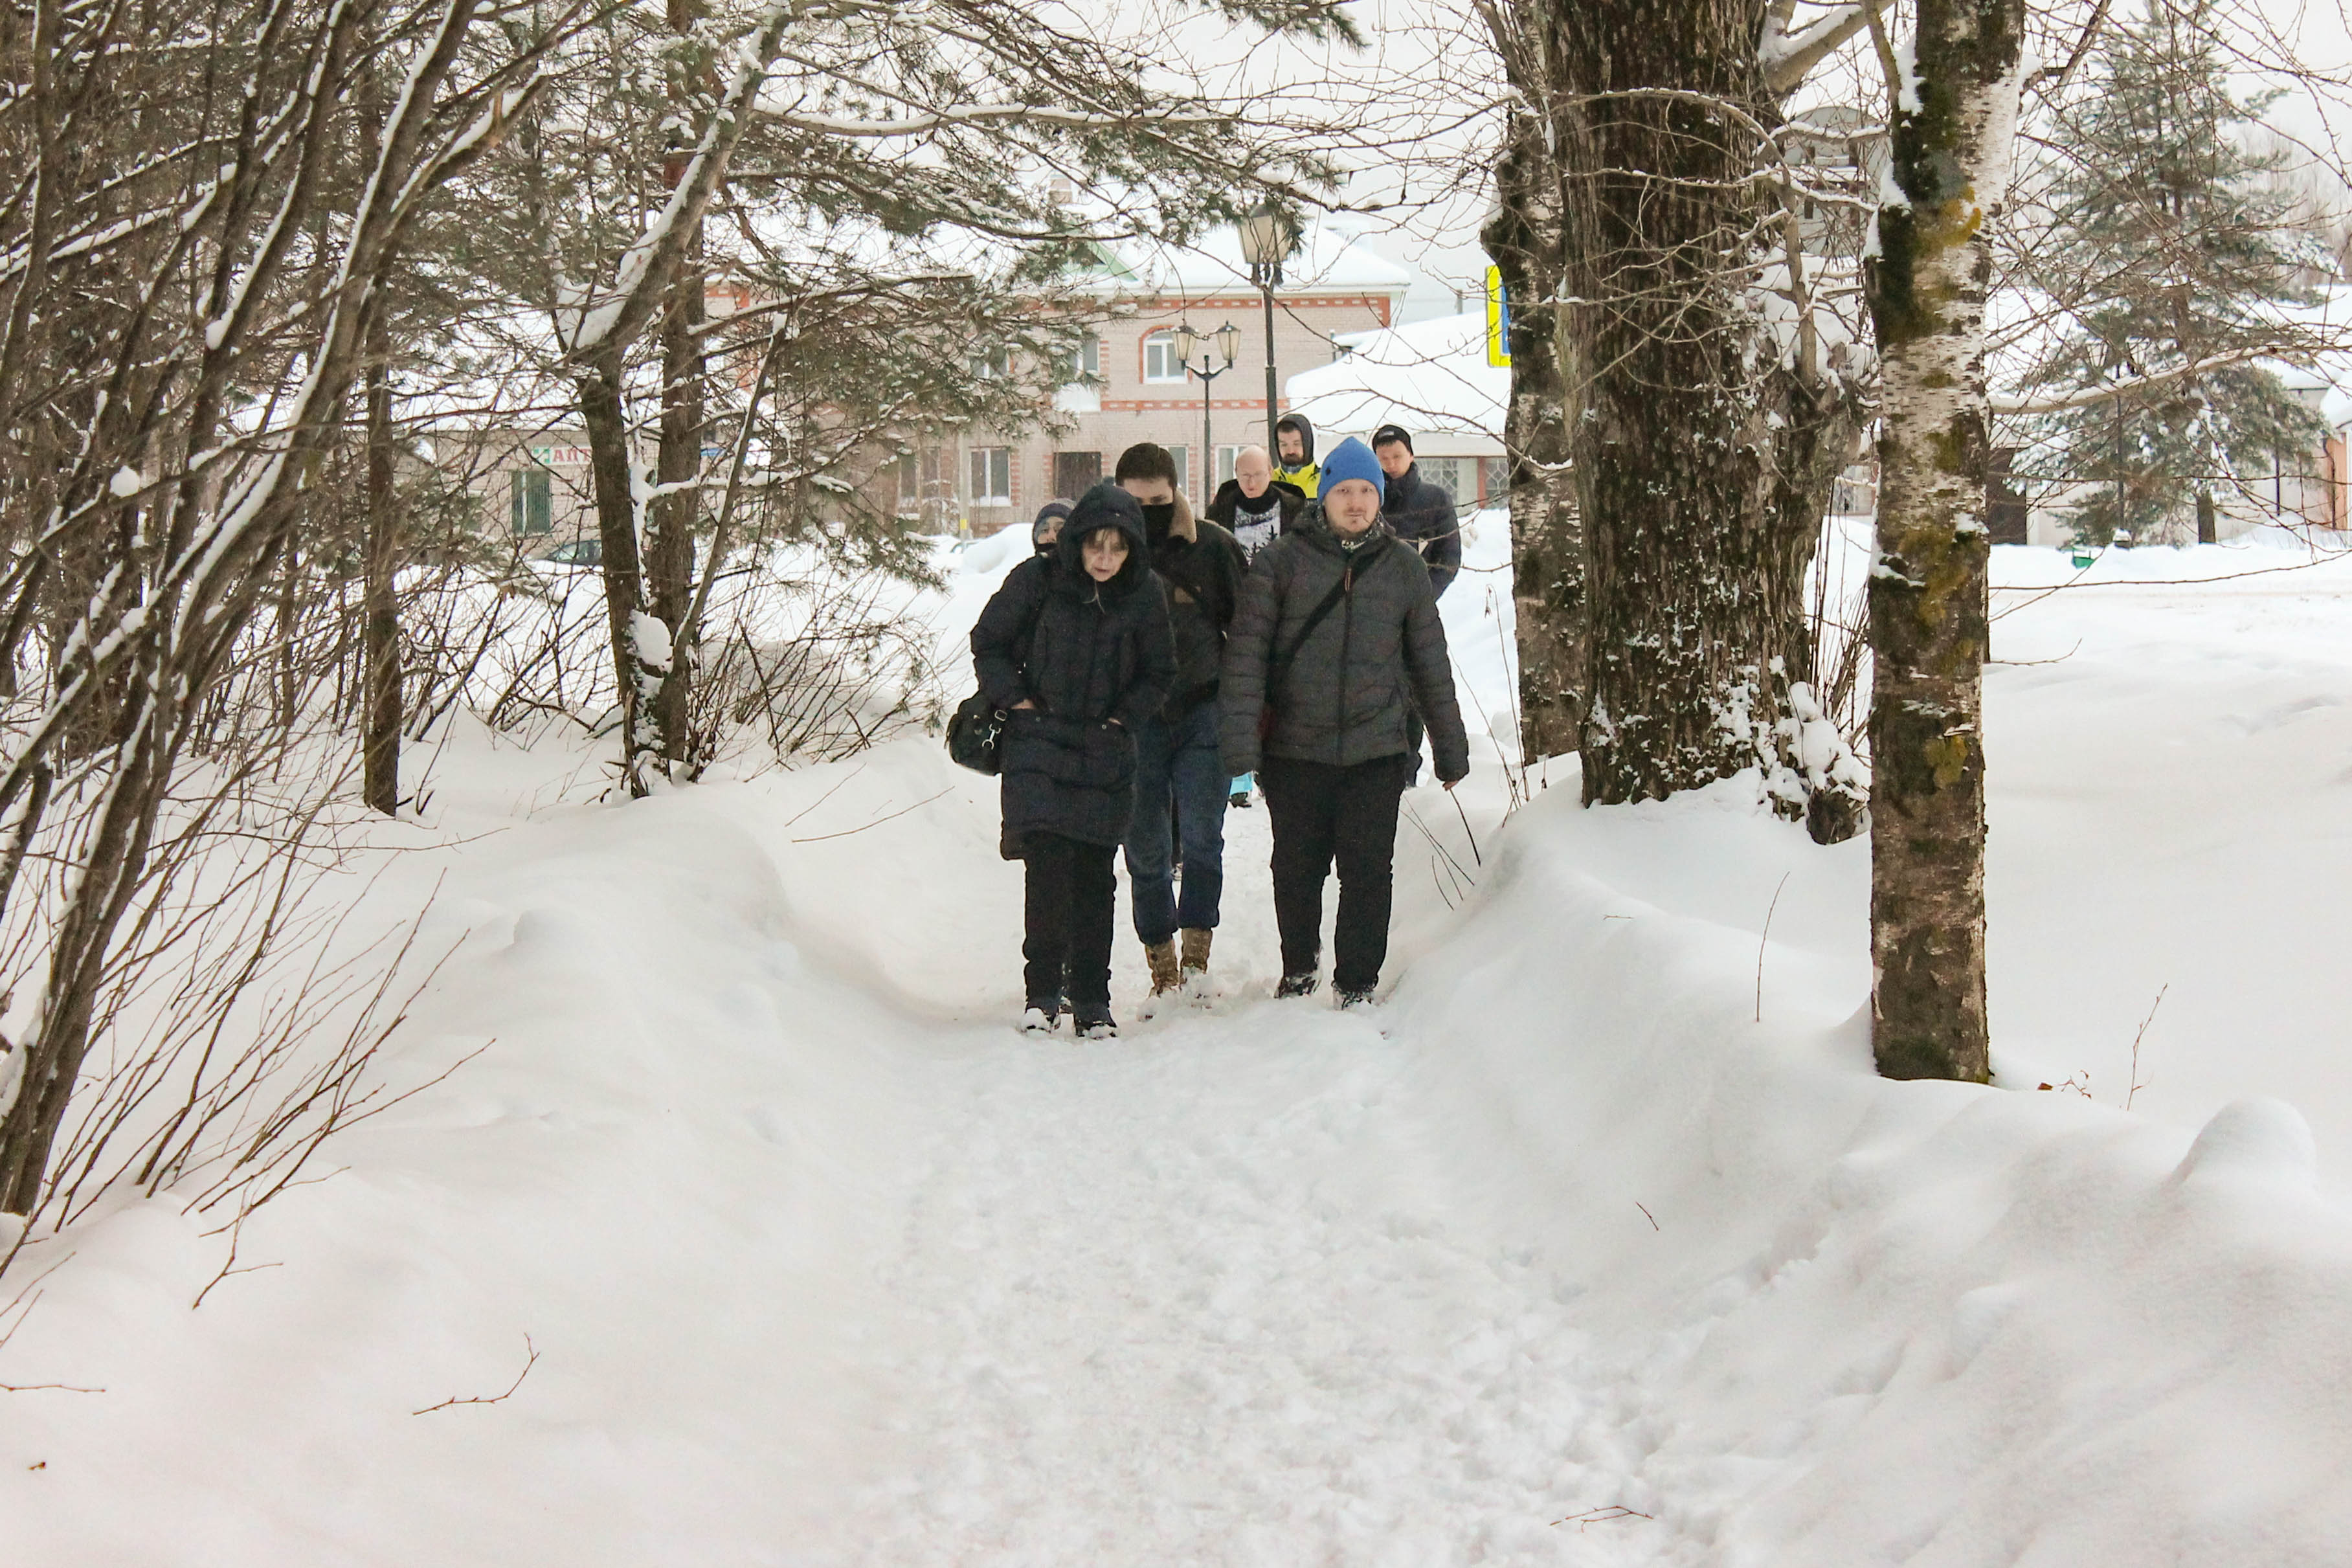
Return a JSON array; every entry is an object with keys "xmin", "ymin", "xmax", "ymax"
[
  {"xmin": 1369, "ymin": 425, "xmax": 1461, "ymax": 599},
  {"xmin": 1114, "ymin": 442, "xmax": 1248, "ymax": 1008},
  {"xmin": 1030, "ymin": 498, "xmax": 1071, "ymax": 556},
  {"xmin": 972, "ymin": 482, "xmax": 1174, "ymax": 1040},
  {"xmin": 1218, "ymin": 437, "xmax": 1470, "ymax": 1009},
  {"xmin": 1207, "ymin": 445, "xmax": 1306, "ymax": 808},
  {"xmin": 1273, "ymin": 412, "xmax": 1321, "ymax": 501},
  {"xmin": 1207, "ymin": 445, "xmax": 1306, "ymax": 563},
  {"xmin": 1371, "ymin": 424, "xmax": 1462, "ymax": 785}
]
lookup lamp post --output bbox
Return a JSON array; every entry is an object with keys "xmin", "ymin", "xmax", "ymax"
[
  {"xmin": 1174, "ymin": 319, "xmax": 1240, "ymax": 491},
  {"xmin": 1237, "ymin": 205, "xmax": 1295, "ymax": 454}
]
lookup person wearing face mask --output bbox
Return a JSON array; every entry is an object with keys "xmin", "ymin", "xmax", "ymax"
[
  {"xmin": 1218, "ymin": 437, "xmax": 1470, "ymax": 1010},
  {"xmin": 1113, "ymin": 442, "xmax": 1248, "ymax": 1008},
  {"xmin": 1030, "ymin": 498, "xmax": 1072, "ymax": 555},
  {"xmin": 971, "ymin": 481, "xmax": 1175, "ymax": 1040},
  {"xmin": 1207, "ymin": 445, "xmax": 1306, "ymax": 562}
]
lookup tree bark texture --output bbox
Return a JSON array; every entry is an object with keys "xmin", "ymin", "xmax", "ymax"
[
  {"xmin": 1547, "ymin": 1, "xmax": 1854, "ymax": 809},
  {"xmin": 579, "ymin": 349, "xmax": 661, "ymax": 797},
  {"xmin": 649, "ymin": 251, "xmax": 704, "ymax": 772},
  {"xmin": 647, "ymin": 0, "xmax": 708, "ymax": 777},
  {"xmin": 362, "ymin": 344, "xmax": 401, "ymax": 815},
  {"xmin": 1483, "ymin": 109, "xmax": 1584, "ymax": 767},
  {"xmin": 1864, "ymin": 0, "xmax": 2022, "ymax": 1082}
]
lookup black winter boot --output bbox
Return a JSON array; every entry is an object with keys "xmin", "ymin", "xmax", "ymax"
[
  {"xmin": 1071, "ymin": 1000, "xmax": 1119, "ymax": 1040},
  {"xmin": 1276, "ymin": 972, "xmax": 1319, "ymax": 1000}
]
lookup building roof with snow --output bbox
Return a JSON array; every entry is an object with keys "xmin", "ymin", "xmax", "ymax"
[{"xmin": 1283, "ymin": 309, "xmax": 1506, "ymax": 451}]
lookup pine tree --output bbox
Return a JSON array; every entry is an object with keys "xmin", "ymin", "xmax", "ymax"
[{"xmin": 2021, "ymin": 0, "xmax": 2330, "ymax": 545}]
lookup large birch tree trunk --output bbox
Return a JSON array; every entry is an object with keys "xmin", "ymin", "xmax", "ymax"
[
  {"xmin": 1863, "ymin": 0, "xmax": 2023, "ymax": 1082},
  {"xmin": 578, "ymin": 349, "xmax": 664, "ymax": 796}
]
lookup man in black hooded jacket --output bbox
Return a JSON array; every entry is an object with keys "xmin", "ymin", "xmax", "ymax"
[
  {"xmin": 1370, "ymin": 424, "xmax": 1461, "ymax": 598},
  {"xmin": 1114, "ymin": 442, "xmax": 1248, "ymax": 1005},
  {"xmin": 1371, "ymin": 423, "xmax": 1462, "ymax": 783}
]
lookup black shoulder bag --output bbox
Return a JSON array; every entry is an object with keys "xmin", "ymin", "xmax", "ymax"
[
  {"xmin": 1255, "ymin": 562, "xmax": 1355, "ymax": 741},
  {"xmin": 948, "ymin": 579, "xmax": 1047, "ymax": 776}
]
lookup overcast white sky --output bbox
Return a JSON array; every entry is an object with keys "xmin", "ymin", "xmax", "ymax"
[{"xmin": 1125, "ymin": 0, "xmax": 2352, "ymax": 326}]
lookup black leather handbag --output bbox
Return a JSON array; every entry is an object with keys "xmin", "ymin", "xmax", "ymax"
[{"xmin": 946, "ymin": 692, "xmax": 1009, "ymax": 775}]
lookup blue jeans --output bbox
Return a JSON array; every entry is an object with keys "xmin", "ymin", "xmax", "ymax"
[{"xmin": 1123, "ymin": 700, "xmax": 1227, "ymax": 946}]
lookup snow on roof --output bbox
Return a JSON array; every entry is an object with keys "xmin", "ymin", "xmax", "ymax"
[
  {"xmin": 1084, "ymin": 219, "xmax": 1413, "ymax": 298},
  {"xmin": 1284, "ymin": 310, "xmax": 1506, "ymax": 447}
]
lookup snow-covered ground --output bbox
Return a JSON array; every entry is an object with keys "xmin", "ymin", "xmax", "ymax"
[{"xmin": 6, "ymin": 519, "xmax": 2352, "ymax": 1563}]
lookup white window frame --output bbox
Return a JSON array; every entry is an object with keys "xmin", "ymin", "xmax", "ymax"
[
  {"xmin": 1215, "ymin": 445, "xmax": 1242, "ymax": 487},
  {"xmin": 1481, "ymin": 456, "xmax": 1511, "ymax": 504},
  {"xmin": 1165, "ymin": 445, "xmax": 1189, "ymax": 493},
  {"xmin": 1420, "ymin": 456, "xmax": 1468, "ymax": 504},
  {"xmin": 1068, "ymin": 333, "xmax": 1101, "ymax": 385},
  {"xmin": 969, "ymin": 445, "xmax": 1012, "ymax": 506},
  {"xmin": 1142, "ymin": 330, "xmax": 1187, "ymax": 385},
  {"xmin": 511, "ymin": 465, "xmax": 553, "ymax": 536}
]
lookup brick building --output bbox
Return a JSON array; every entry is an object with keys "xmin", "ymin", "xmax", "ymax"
[{"xmin": 930, "ymin": 225, "xmax": 1414, "ymax": 535}]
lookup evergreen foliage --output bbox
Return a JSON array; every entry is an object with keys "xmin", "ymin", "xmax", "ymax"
[{"xmin": 2019, "ymin": 0, "xmax": 2331, "ymax": 544}]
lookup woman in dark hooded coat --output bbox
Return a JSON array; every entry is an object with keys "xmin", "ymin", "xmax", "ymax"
[{"xmin": 970, "ymin": 482, "xmax": 1174, "ymax": 1038}]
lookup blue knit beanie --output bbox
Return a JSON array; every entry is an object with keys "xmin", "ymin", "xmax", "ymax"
[{"xmin": 1317, "ymin": 436, "xmax": 1384, "ymax": 502}]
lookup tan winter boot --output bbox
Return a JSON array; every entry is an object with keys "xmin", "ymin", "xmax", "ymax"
[
  {"xmin": 1180, "ymin": 927, "xmax": 1212, "ymax": 976},
  {"xmin": 1180, "ymin": 928, "xmax": 1213, "ymax": 999},
  {"xmin": 1145, "ymin": 939, "xmax": 1182, "ymax": 995}
]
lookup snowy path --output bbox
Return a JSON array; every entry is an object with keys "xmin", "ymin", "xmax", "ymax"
[
  {"xmin": 670, "ymin": 756, "xmax": 1679, "ymax": 1563},
  {"xmin": 834, "ymin": 1005, "xmax": 1626, "ymax": 1564}
]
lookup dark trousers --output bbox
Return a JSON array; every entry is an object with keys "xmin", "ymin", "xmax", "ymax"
[
  {"xmin": 1259, "ymin": 754, "xmax": 1409, "ymax": 992},
  {"xmin": 1023, "ymin": 831, "xmax": 1117, "ymax": 1005},
  {"xmin": 1123, "ymin": 700, "xmax": 1228, "ymax": 946}
]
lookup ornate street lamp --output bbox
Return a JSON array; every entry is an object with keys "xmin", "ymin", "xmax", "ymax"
[
  {"xmin": 1236, "ymin": 204, "xmax": 1296, "ymax": 454},
  {"xmin": 1174, "ymin": 320, "xmax": 1240, "ymax": 490}
]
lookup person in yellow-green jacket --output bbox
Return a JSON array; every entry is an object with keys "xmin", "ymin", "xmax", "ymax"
[{"xmin": 1273, "ymin": 412, "xmax": 1319, "ymax": 500}]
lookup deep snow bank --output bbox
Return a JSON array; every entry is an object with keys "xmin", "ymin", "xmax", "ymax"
[{"xmin": 1389, "ymin": 777, "xmax": 2352, "ymax": 1564}]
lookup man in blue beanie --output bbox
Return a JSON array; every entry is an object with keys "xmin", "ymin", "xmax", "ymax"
[{"xmin": 1218, "ymin": 436, "xmax": 1471, "ymax": 1009}]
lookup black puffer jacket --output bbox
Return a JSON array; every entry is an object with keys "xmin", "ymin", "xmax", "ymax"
[
  {"xmin": 972, "ymin": 486, "xmax": 1174, "ymax": 846},
  {"xmin": 1142, "ymin": 491, "xmax": 1247, "ymax": 720},
  {"xmin": 1382, "ymin": 462, "xmax": 1462, "ymax": 598},
  {"xmin": 1218, "ymin": 516, "xmax": 1470, "ymax": 782}
]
